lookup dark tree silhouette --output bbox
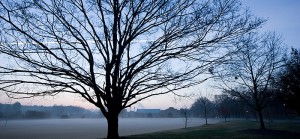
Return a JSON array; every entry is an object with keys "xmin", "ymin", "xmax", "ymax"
[
  {"xmin": 276, "ymin": 48, "xmax": 300, "ymax": 115},
  {"xmin": 180, "ymin": 107, "xmax": 191, "ymax": 128},
  {"xmin": 214, "ymin": 94, "xmax": 233, "ymax": 121},
  {"xmin": 190, "ymin": 95, "xmax": 213, "ymax": 125},
  {"xmin": 216, "ymin": 32, "xmax": 285, "ymax": 129},
  {"xmin": 0, "ymin": 0, "xmax": 263, "ymax": 138}
]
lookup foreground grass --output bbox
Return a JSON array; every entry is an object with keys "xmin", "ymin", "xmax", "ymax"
[{"xmin": 123, "ymin": 120, "xmax": 300, "ymax": 139}]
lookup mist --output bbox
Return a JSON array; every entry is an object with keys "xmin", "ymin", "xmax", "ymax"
[{"xmin": 0, "ymin": 118, "xmax": 221, "ymax": 139}]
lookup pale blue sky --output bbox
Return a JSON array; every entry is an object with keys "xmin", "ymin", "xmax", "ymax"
[
  {"xmin": 242, "ymin": 0, "xmax": 300, "ymax": 48},
  {"xmin": 1, "ymin": 0, "xmax": 299, "ymax": 110}
]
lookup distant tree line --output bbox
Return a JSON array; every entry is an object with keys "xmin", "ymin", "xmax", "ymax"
[
  {"xmin": 0, "ymin": 102, "xmax": 102, "ymax": 119},
  {"xmin": 189, "ymin": 94, "xmax": 291, "ymax": 122}
]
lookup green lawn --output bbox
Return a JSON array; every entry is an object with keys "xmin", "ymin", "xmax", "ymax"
[{"xmin": 123, "ymin": 120, "xmax": 300, "ymax": 139}]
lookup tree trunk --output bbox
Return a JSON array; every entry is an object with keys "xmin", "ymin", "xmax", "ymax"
[
  {"xmin": 258, "ymin": 109, "xmax": 266, "ymax": 129},
  {"xmin": 204, "ymin": 108, "xmax": 208, "ymax": 125},
  {"xmin": 106, "ymin": 113, "xmax": 120, "ymax": 139},
  {"xmin": 185, "ymin": 116, "xmax": 188, "ymax": 128}
]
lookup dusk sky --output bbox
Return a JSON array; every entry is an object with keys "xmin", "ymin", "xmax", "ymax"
[
  {"xmin": 0, "ymin": 0, "xmax": 299, "ymax": 110},
  {"xmin": 242, "ymin": 0, "xmax": 300, "ymax": 48}
]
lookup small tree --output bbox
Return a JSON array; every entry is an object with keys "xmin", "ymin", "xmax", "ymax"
[
  {"xmin": 0, "ymin": 0, "xmax": 263, "ymax": 138},
  {"xmin": 216, "ymin": 32, "xmax": 285, "ymax": 129},
  {"xmin": 190, "ymin": 93, "xmax": 214, "ymax": 125},
  {"xmin": 180, "ymin": 107, "xmax": 190, "ymax": 128}
]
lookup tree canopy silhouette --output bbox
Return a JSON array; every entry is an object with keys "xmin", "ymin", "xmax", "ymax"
[
  {"xmin": 0, "ymin": 0, "xmax": 263, "ymax": 138},
  {"xmin": 276, "ymin": 48, "xmax": 300, "ymax": 115}
]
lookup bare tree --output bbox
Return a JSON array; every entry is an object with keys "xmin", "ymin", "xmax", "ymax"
[
  {"xmin": 0, "ymin": 0, "xmax": 263, "ymax": 138},
  {"xmin": 180, "ymin": 107, "xmax": 191, "ymax": 128},
  {"xmin": 190, "ymin": 93, "xmax": 214, "ymax": 125},
  {"xmin": 215, "ymin": 32, "xmax": 285, "ymax": 129}
]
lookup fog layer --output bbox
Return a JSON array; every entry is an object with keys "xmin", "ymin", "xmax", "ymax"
[{"xmin": 0, "ymin": 118, "xmax": 221, "ymax": 139}]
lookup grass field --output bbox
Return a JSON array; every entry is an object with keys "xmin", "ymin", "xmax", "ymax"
[{"xmin": 123, "ymin": 120, "xmax": 300, "ymax": 139}]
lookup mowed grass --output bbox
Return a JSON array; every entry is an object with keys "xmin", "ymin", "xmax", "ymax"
[{"xmin": 123, "ymin": 120, "xmax": 300, "ymax": 139}]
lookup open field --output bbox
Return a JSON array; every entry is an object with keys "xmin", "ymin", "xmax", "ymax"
[
  {"xmin": 0, "ymin": 118, "xmax": 221, "ymax": 139},
  {"xmin": 124, "ymin": 120, "xmax": 300, "ymax": 139}
]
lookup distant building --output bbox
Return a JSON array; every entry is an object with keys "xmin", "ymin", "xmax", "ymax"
[
  {"xmin": 160, "ymin": 107, "xmax": 181, "ymax": 118},
  {"xmin": 136, "ymin": 109, "xmax": 160, "ymax": 118}
]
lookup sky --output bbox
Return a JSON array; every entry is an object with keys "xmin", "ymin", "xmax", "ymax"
[
  {"xmin": 1, "ymin": 0, "xmax": 300, "ymax": 110},
  {"xmin": 241, "ymin": 0, "xmax": 300, "ymax": 48}
]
